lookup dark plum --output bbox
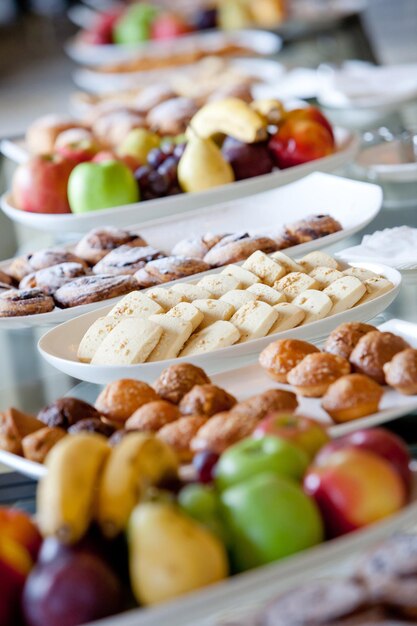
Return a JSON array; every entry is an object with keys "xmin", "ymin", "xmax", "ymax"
[{"xmin": 221, "ymin": 137, "xmax": 274, "ymax": 180}]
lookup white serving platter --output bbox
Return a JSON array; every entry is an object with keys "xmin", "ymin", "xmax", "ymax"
[
  {"xmin": 0, "ymin": 129, "xmax": 360, "ymax": 233},
  {"xmin": 0, "ymin": 172, "xmax": 380, "ymax": 329},
  {"xmin": 66, "ymin": 28, "xmax": 282, "ymax": 67},
  {"xmin": 37, "ymin": 261, "xmax": 401, "ymax": 384}
]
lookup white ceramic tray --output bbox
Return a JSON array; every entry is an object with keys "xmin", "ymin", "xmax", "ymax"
[
  {"xmin": 3, "ymin": 317, "xmax": 416, "ymax": 482},
  {"xmin": 65, "ymin": 28, "xmax": 282, "ymax": 67},
  {"xmin": 0, "ymin": 130, "xmax": 360, "ymax": 233},
  {"xmin": 90, "ymin": 465, "xmax": 417, "ymax": 626},
  {"xmin": 73, "ymin": 56, "xmax": 284, "ymax": 94},
  {"xmin": 0, "ymin": 173, "xmax": 382, "ymax": 329},
  {"xmin": 37, "ymin": 261, "xmax": 401, "ymax": 384}
]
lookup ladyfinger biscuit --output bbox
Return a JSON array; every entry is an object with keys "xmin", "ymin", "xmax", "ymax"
[
  {"xmin": 192, "ymin": 299, "xmax": 235, "ymax": 329},
  {"xmin": 274, "ymin": 272, "xmax": 319, "ymax": 301},
  {"xmin": 197, "ymin": 274, "xmax": 241, "ymax": 297},
  {"xmin": 230, "ymin": 300, "xmax": 278, "ymax": 342},
  {"xmin": 108, "ymin": 291, "xmax": 163, "ymax": 319},
  {"xmin": 179, "ymin": 321, "xmax": 240, "ymax": 356},
  {"xmin": 146, "ymin": 287, "xmax": 185, "ymax": 310},
  {"xmin": 147, "ymin": 315, "xmax": 193, "ymax": 361},
  {"xmin": 220, "ymin": 289, "xmax": 257, "ymax": 309},
  {"xmin": 166, "ymin": 302, "xmax": 203, "ymax": 331},
  {"xmin": 221, "ymin": 264, "xmax": 260, "ymax": 287},
  {"xmin": 309, "ymin": 266, "xmax": 344, "ymax": 287},
  {"xmin": 91, "ymin": 318, "xmax": 162, "ymax": 365},
  {"xmin": 292, "ymin": 290, "xmax": 333, "ymax": 324},
  {"xmin": 242, "ymin": 251, "xmax": 286, "ymax": 286},
  {"xmin": 298, "ymin": 251, "xmax": 339, "ymax": 272},
  {"xmin": 247, "ymin": 283, "xmax": 286, "ymax": 306},
  {"xmin": 170, "ymin": 283, "xmax": 213, "ymax": 301},
  {"xmin": 270, "ymin": 251, "xmax": 303, "ymax": 273},
  {"xmin": 77, "ymin": 316, "xmax": 120, "ymax": 363},
  {"xmin": 324, "ymin": 276, "xmax": 366, "ymax": 314},
  {"xmin": 268, "ymin": 303, "xmax": 305, "ymax": 333}
]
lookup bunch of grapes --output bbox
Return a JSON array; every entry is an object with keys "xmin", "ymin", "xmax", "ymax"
[{"xmin": 134, "ymin": 142, "xmax": 186, "ymax": 201}]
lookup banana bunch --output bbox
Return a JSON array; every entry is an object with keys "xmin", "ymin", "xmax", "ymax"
[
  {"xmin": 217, "ymin": 0, "xmax": 287, "ymax": 29},
  {"xmin": 37, "ymin": 432, "xmax": 178, "ymax": 544}
]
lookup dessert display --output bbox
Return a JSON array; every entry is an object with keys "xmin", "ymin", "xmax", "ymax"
[
  {"xmin": 0, "ymin": 419, "xmax": 411, "ymax": 625},
  {"xmin": 75, "ymin": 250, "xmax": 394, "ymax": 365},
  {"xmin": 10, "ymin": 100, "xmax": 338, "ymax": 216},
  {"xmin": 0, "ymin": 217, "xmax": 343, "ymax": 318}
]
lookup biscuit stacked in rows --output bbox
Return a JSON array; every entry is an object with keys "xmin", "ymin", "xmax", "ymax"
[{"xmin": 78, "ymin": 250, "xmax": 394, "ymax": 365}]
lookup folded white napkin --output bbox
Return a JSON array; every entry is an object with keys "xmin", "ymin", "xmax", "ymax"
[{"xmin": 338, "ymin": 227, "xmax": 417, "ymax": 268}]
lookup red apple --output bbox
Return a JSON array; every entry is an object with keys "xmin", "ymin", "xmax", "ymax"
[
  {"xmin": 12, "ymin": 155, "xmax": 74, "ymax": 214},
  {"xmin": 83, "ymin": 9, "xmax": 123, "ymax": 45},
  {"xmin": 253, "ymin": 412, "xmax": 330, "ymax": 460},
  {"xmin": 56, "ymin": 134, "xmax": 100, "ymax": 165},
  {"xmin": 268, "ymin": 118, "xmax": 335, "ymax": 169},
  {"xmin": 284, "ymin": 107, "xmax": 334, "ymax": 141},
  {"xmin": 315, "ymin": 428, "xmax": 412, "ymax": 495},
  {"xmin": 304, "ymin": 447, "xmax": 406, "ymax": 538},
  {"xmin": 92, "ymin": 150, "xmax": 139, "ymax": 172},
  {"xmin": 0, "ymin": 535, "xmax": 32, "ymax": 625},
  {"xmin": 151, "ymin": 13, "xmax": 191, "ymax": 40},
  {"xmin": 0, "ymin": 507, "xmax": 42, "ymax": 561}
]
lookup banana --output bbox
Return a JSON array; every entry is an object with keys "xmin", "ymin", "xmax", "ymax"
[
  {"xmin": 188, "ymin": 98, "xmax": 268, "ymax": 143},
  {"xmin": 251, "ymin": 98, "xmax": 285, "ymax": 124},
  {"xmin": 37, "ymin": 433, "xmax": 109, "ymax": 545},
  {"xmin": 96, "ymin": 433, "xmax": 178, "ymax": 539}
]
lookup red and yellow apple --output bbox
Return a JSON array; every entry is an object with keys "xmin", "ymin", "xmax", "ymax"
[
  {"xmin": 253, "ymin": 412, "xmax": 330, "ymax": 460},
  {"xmin": 55, "ymin": 129, "xmax": 100, "ymax": 165},
  {"xmin": 315, "ymin": 428, "xmax": 412, "ymax": 495},
  {"xmin": 269, "ymin": 118, "xmax": 335, "ymax": 169},
  {"xmin": 0, "ymin": 534, "xmax": 32, "ymax": 625},
  {"xmin": 0, "ymin": 507, "xmax": 42, "ymax": 561},
  {"xmin": 151, "ymin": 13, "xmax": 190, "ymax": 40},
  {"xmin": 284, "ymin": 107, "xmax": 334, "ymax": 141},
  {"xmin": 304, "ymin": 447, "xmax": 406, "ymax": 538},
  {"xmin": 12, "ymin": 155, "xmax": 74, "ymax": 214}
]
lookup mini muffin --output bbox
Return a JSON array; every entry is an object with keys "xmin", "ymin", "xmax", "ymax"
[
  {"xmin": 321, "ymin": 374, "xmax": 383, "ymax": 423},
  {"xmin": 324, "ymin": 322, "xmax": 378, "ymax": 360},
  {"xmin": 287, "ymin": 353, "xmax": 351, "ymax": 397},
  {"xmin": 383, "ymin": 349, "xmax": 417, "ymax": 395},
  {"xmin": 95, "ymin": 379, "xmax": 159, "ymax": 424},
  {"xmin": 125, "ymin": 400, "xmax": 180, "ymax": 432},
  {"xmin": 179, "ymin": 384, "xmax": 236, "ymax": 417},
  {"xmin": 158, "ymin": 415, "xmax": 207, "ymax": 462},
  {"xmin": 153, "ymin": 363, "xmax": 211, "ymax": 404},
  {"xmin": 232, "ymin": 388, "xmax": 298, "ymax": 420},
  {"xmin": 191, "ymin": 411, "xmax": 260, "ymax": 454},
  {"xmin": 22, "ymin": 426, "xmax": 67, "ymax": 463},
  {"xmin": 350, "ymin": 331, "xmax": 410, "ymax": 385},
  {"xmin": 67, "ymin": 418, "xmax": 115, "ymax": 437},
  {"xmin": 38, "ymin": 398, "xmax": 101, "ymax": 430},
  {"xmin": 259, "ymin": 339, "xmax": 319, "ymax": 383}
]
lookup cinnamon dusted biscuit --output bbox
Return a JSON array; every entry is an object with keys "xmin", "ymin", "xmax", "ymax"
[
  {"xmin": 53, "ymin": 275, "xmax": 137, "ymax": 308},
  {"xmin": 93, "ymin": 245, "xmax": 165, "ymax": 276},
  {"xmin": 74, "ymin": 227, "xmax": 148, "ymax": 265},
  {"xmin": 0, "ymin": 288, "xmax": 55, "ymax": 317}
]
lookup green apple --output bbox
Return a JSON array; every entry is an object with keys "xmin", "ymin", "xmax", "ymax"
[
  {"xmin": 221, "ymin": 472, "xmax": 324, "ymax": 571},
  {"xmin": 113, "ymin": 4, "xmax": 158, "ymax": 45},
  {"xmin": 68, "ymin": 160, "xmax": 139, "ymax": 214},
  {"xmin": 178, "ymin": 484, "xmax": 227, "ymax": 542},
  {"xmin": 215, "ymin": 436, "xmax": 308, "ymax": 491},
  {"xmin": 117, "ymin": 129, "xmax": 160, "ymax": 164}
]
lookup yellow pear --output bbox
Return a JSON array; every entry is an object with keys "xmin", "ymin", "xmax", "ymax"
[
  {"xmin": 178, "ymin": 131, "xmax": 234, "ymax": 193},
  {"xmin": 128, "ymin": 501, "xmax": 228, "ymax": 606}
]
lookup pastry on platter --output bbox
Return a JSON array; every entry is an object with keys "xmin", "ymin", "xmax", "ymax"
[
  {"xmin": 93, "ymin": 245, "xmax": 165, "ymax": 276},
  {"xmin": 324, "ymin": 322, "xmax": 378, "ymax": 360},
  {"xmin": 19, "ymin": 262, "xmax": 88, "ymax": 294},
  {"xmin": 53, "ymin": 275, "xmax": 137, "ymax": 308},
  {"xmin": 321, "ymin": 373, "xmax": 383, "ymax": 423},
  {"xmin": 259, "ymin": 338, "xmax": 319, "ymax": 383},
  {"xmin": 350, "ymin": 331, "xmax": 410, "ymax": 385},
  {"xmin": 179, "ymin": 384, "xmax": 236, "ymax": 417},
  {"xmin": 125, "ymin": 400, "xmax": 180, "ymax": 432},
  {"xmin": 0, "ymin": 288, "xmax": 55, "ymax": 317},
  {"xmin": 383, "ymin": 349, "xmax": 417, "ymax": 395},
  {"xmin": 75, "ymin": 227, "xmax": 148, "ymax": 265},
  {"xmin": 158, "ymin": 415, "xmax": 207, "ymax": 463},
  {"xmin": 95, "ymin": 379, "xmax": 159, "ymax": 424},
  {"xmin": 38, "ymin": 397, "xmax": 101, "ymax": 430},
  {"xmin": 22, "ymin": 426, "xmax": 67, "ymax": 463},
  {"xmin": 0, "ymin": 408, "xmax": 44, "ymax": 455},
  {"xmin": 153, "ymin": 363, "xmax": 211, "ymax": 404},
  {"xmin": 287, "ymin": 352, "xmax": 350, "ymax": 397}
]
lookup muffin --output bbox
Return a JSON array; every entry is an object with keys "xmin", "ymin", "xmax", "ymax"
[
  {"xmin": 22, "ymin": 426, "xmax": 67, "ymax": 463},
  {"xmin": 0, "ymin": 408, "xmax": 44, "ymax": 455},
  {"xmin": 383, "ymin": 349, "xmax": 417, "ymax": 395},
  {"xmin": 191, "ymin": 411, "xmax": 260, "ymax": 454},
  {"xmin": 153, "ymin": 363, "xmax": 211, "ymax": 404},
  {"xmin": 350, "ymin": 331, "xmax": 410, "ymax": 385},
  {"xmin": 158, "ymin": 415, "xmax": 207, "ymax": 462},
  {"xmin": 179, "ymin": 384, "xmax": 236, "ymax": 417},
  {"xmin": 125, "ymin": 400, "xmax": 180, "ymax": 432},
  {"xmin": 321, "ymin": 374, "xmax": 383, "ymax": 423},
  {"xmin": 259, "ymin": 339, "xmax": 319, "ymax": 383},
  {"xmin": 67, "ymin": 418, "xmax": 116, "ymax": 437},
  {"xmin": 95, "ymin": 379, "xmax": 159, "ymax": 424},
  {"xmin": 232, "ymin": 389, "xmax": 298, "ymax": 420},
  {"xmin": 324, "ymin": 322, "xmax": 378, "ymax": 360},
  {"xmin": 287, "ymin": 353, "xmax": 351, "ymax": 397},
  {"xmin": 38, "ymin": 398, "xmax": 101, "ymax": 430}
]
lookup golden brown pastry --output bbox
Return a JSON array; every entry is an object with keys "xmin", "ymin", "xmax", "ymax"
[
  {"xmin": 0, "ymin": 288, "xmax": 55, "ymax": 317},
  {"xmin": 37, "ymin": 397, "xmax": 101, "ymax": 430},
  {"xmin": 53, "ymin": 275, "xmax": 137, "ymax": 308},
  {"xmin": 259, "ymin": 339, "xmax": 319, "ymax": 383},
  {"xmin": 273, "ymin": 229, "xmax": 299, "ymax": 250},
  {"xmin": 0, "ymin": 408, "xmax": 44, "ymax": 455},
  {"xmin": 158, "ymin": 415, "xmax": 207, "ymax": 462},
  {"xmin": 92, "ymin": 109, "xmax": 146, "ymax": 148},
  {"xmin": 178, "ymin": 384, "xmax": 236, "ymax": 417},
  {"xmin": 26, "ymin": 114, "xmax": 83, "ymax": 154},
  {"xmin": 191, "ymin": 411, "xmax": 259, "ymax": 454},
  {"xmin": 171, "ymin": 234, "xmax": 227, "ymax": 260},
  {"xmin": 285, "ymin": 214, "xmax": 342, "ymax": 243},
  {"xmin": 324, "ymin": 322, "xmax": 378, "ymax": 360},
  {"xmin": 232, "ymin": 388, "xmax": 298, "ymax": 420},
  {"xmin": 203, "ymin": 234, "xmax": 278, "ymax": 267},
  {"xmin": 383, "ymin": 349, "xmax": 417, "ymax": 395},
  {"xmin": 19, "ymin": 262, "xmax": 88, "ymax": 295},
  {"xmin": 144, "ymin": 256, "xmax": 211, "ymax": 283},
  {"xmin": 92, "ymin": 245, "xmax": 165, "ymax": 276},
  {"xmin": 153, "ymin": 363, "xmax": 211, "ymax": 404},
  {"xmin": 125, "ymin": 400, "xmax": 180, "ymax": 432},
  {"xmin": 95, "ymin": 379, "xmax": 159, "ymax": 424},
  {"xmin": 74, "ymin": 227, "xmax": 148, "ymax": 265},
  {"xmin": 7, "ymin": 249, "xmax": 88, "ymax": 282},
  {"xmin": 146, "ymin": 97, "xmax": 198, "ymax": 135},
  {"xmin": 287, "ymin": 353, "xmax": 351, "ymax": 397},
  {"xmin": 0, "ymin": 270, "xmax": 14, "ymax": 286},
  {"xmin": 134, "ymin": 268, "xmax": 161, "ymax": 288},
  {"xmin": 321, "ymin": 373, "xmax": 383, "ymax": 423},
  {"xmin": 350, "ymin": 331, "xmax": 410, "ymax": 385},
  {"xmin": 22, "ymin": 426, "xmax": 67, "ymax": 463}
]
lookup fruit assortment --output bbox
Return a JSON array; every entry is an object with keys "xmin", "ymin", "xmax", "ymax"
[
  {"xmin": 79, "ymin": 0, "xmax": 286, "ymax": 47},
  {"xmin": 0, "ymin": 421, "xmax": 411, "ymax": 625},
  {"xmin": 0, "ymin": 216, "xmax": 343, "ymax": 317},
  {"xmin": 75, "ymin": 251, "xmax": 395, "ymax": 365},
  {"xmin": 12, "ymin": 100, "xmax": 337, "ymax": 216}
]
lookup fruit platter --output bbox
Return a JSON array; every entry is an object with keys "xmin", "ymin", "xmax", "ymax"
[
  {"xmin": 37, "ymin": 249, "xmax": 401, "ymax": 383},
  {"xmin": 0, "ymin": 172, "xmax": 383, "ymax": 328},
  {"xmin": 0, "ymin": 99, "xmax": 360, "ymax": 233}
]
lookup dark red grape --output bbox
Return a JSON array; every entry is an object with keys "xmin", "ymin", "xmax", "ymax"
[
  {"xmin": 148, "ymin": 170, "xmax": 170, "ymax": 195},
  {"xmin": 158, "ymin": 156, "xmax": 178, "ymax": 184},
  {"xmin": 193, "ymin": 451, "xmax": 220, "ymax": 484},
  {"xmin": 194, "ymin": 7, "xmax": 218, "ymax": 30},
  {"xmin": 173, "ymin": 143, "xmax": 187, "ymax": 159},
  {"xmin": 161, "ymin": 142, "xmax": 175, "ymax": 156},
  {"xmin": 168, "ymin": 184, "xmax": 182, "ymax": 196},
  {"xmin": 134, "ymin": 165, "xmax": 151, "ymax": 187},
  {"xmin": 147, "ymin": 148, "xmax": 166, "ymax": 168}
]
